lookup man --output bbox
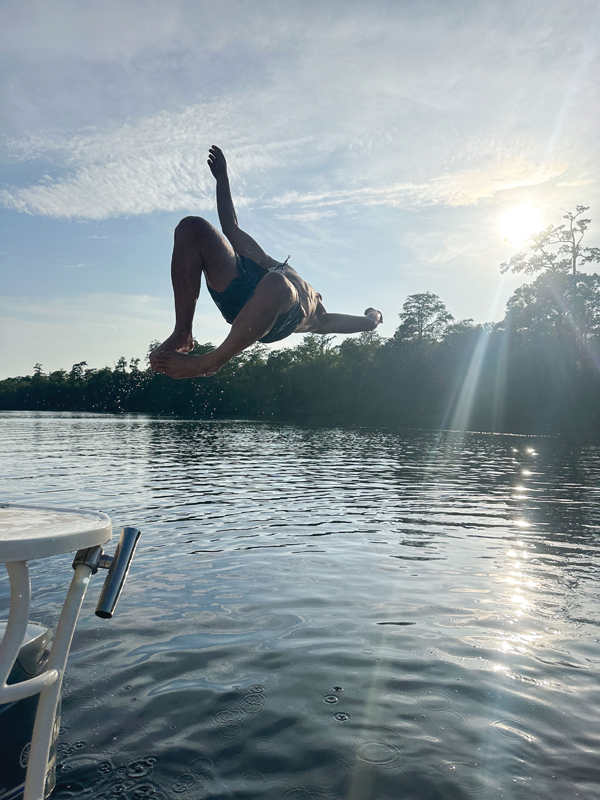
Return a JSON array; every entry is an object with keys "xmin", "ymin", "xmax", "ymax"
[{"xmin": 151, "ymin": 146, "xmax": 383, "ymax": 378}]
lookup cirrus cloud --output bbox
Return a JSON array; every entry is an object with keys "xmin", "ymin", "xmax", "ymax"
[{"xmin": 0, "ymin": 99, "xmax": 565, "ymax": 221}]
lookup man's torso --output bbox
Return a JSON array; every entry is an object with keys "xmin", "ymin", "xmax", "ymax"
[{"xmin": 268, "ymin": 262, "xmax": 324, "ymax": 332}]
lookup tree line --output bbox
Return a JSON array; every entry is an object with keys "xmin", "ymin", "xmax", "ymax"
[{"xmin": 2, "ymin": 207, "xmax": 600, "ymax": 435}]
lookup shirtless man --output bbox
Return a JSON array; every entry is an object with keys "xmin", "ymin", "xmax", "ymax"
[{"xmin": 151, "ymin": 146, "xmax": 383, "ymax": 379}]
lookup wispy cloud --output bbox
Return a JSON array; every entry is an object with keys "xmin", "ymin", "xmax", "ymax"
[
  {"xmin": 0, "ymin": 0, "xmax": 589, "ymax": 223},
  {"xmin": 0, "ymin": 97, "xmax": 565, "ymax": 221},
  {"xmin": 275, "ymin": 210, "xmax": 337, "ymax": 222},
  {"xmin": 0, "ymin": 96, "xmax": 319, "ymax": 219},
  {"xmin": 265, "ymin": 158, "xmax": 566, "ymax": 212}
]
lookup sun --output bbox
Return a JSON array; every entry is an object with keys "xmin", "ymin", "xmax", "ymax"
[{"xmin": 499, "ymin": 206, "xmax": 543, "ymax": 245}]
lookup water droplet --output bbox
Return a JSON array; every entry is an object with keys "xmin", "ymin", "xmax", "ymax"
[
  {"xmin": 125, "ymin": 757, "xmax": 157, "ymax": 778},
  {"xmin": 334, "ymin": 712, "xmax": 350, "ymax": 721},
  {"xmin": 253, "ymin": 737, "xmax": 276, "ymax": 751},
  {"xmin": 323, "ymin": 695, "xmax": 339, "ymax": 704},
  {"xmin": 171, "ymin": 773, "xmax": 198, "ymax": 793},
  {"xmin": 283, "ymin": 788, "xmax": 316, "ymax": 800},
  {"xmin": 437, "ymin": 761, "xmax": 486, "ymax": 792},
  {"xmin": 428, "ymin": 710, "xmax": 467, "ymax": 731},
  {"xmin": 242, "ymin": 693, "xmax": 265, "ymax": 712},
  {"xmin": 355, "ymin": 740, "xmax": 402, "ymax": 767},
  {"xmin": 250, "ymin": 684, "xmax": 265, "ymax": 693},
  {"xmin": 244, "ymin": 769, "xmax": 270, "ymax": 782},
  {"xmin": 418, "ymin": 691, "xmax": 452, "ymax": 711},
  {"xmin": 132, "ymin": 784, "xmax": 168, "ymax": 799},
  {"xmin": 190, "ymin": 755, "xmax": 214, "ymax": 774},
  {"xmin": 52, "ymin": 781, "xmax": 86, "ymax": 798},
  {"xmin": 220, "ymin": 723, "xmax": 243, "ymax": 738},
  {"xmin": 214, "ymin": 708, "xmax": 245, "ymax": 724}
]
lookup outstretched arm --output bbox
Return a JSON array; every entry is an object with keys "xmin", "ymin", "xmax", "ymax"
[
  {"xmin": 208, "ymin": 145, "xmax": 281, "ymax": 270},
  {"xmin": 308, "ymin": 309, "xmax": 383, "ymax": 334}
]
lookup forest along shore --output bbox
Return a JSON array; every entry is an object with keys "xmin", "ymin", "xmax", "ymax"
[{"xmin": 3, "ymin": 276, "xmax": 600, "ymax": 435}]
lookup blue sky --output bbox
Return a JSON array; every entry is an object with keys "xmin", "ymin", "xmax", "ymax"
[{"xmin": 1, "ymin": 0, "xmax": 599, "ymax": 378}]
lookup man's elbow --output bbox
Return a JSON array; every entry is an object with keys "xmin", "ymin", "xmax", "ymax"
[{"xmin": 221, "ymin": 221, "xmax": 238, "ymax": 238}]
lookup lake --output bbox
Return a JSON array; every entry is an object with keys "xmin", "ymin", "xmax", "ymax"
[{"xmin": 1, "ymin": 411, "xmax": 600, "ymax": 800}]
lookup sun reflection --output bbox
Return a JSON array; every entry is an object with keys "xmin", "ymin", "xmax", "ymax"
[
  {"xmin": 499, "ymin": 205, "xmax": 543, "ymax": 244},
  {"xmin": 497, "ymin": 514, "xmax": 541, "ymax": 659}
]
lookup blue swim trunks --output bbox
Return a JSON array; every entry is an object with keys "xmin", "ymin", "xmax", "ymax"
[{"xmin": 207, "ymin": 254, "xmax": 305, "ymax": 344}]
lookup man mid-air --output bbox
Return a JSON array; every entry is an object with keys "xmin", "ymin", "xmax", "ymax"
[{"xmin": 151, "ymin": 146, "xmax": 383, "ymax": 379}]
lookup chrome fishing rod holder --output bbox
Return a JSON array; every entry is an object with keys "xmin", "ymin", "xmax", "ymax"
[{"xmin": 73, "ymin": 526, "xmax": 142, "ymax": 619}]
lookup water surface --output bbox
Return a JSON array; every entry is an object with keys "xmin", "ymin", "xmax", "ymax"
[{"xmin": 1, "ymin": 411, "xmax": 600, "ymax": 799}]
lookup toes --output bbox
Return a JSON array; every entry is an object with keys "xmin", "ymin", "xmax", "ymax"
[
  {"xmin": 364, "ymin": 308, "xmax": 383, "ymax": 324},
  {"xmin": 151, "ymin": 356, "xmax": 171, "ymax": 372}
]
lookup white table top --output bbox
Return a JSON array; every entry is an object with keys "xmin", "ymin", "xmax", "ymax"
[{"xmin": 0, "ymin": 504, "xmax": 112, "ymax": 562}]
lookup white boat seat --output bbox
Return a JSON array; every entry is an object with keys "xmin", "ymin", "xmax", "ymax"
[{"xmin": 0, "ymin": 504, "xmax": 111, "ymax": 561}]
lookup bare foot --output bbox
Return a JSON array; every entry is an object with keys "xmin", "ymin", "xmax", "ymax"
[
  {"xmin": 151, "ymin": 350, "xmax": 222, "ymax": 379},
  {"xmin": 364, "ymin": 308, "xmax": 383, "ymax": 326},
  {"xmin": 150, "ymin": 331, "xmax": 194, "ymax": 366}
]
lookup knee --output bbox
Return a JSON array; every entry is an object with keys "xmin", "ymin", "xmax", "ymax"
[
  {"xmin": 174, "ymin": 216, "xmax": 214, "ymax": 241},
  {"xmin": 260, "ymin": 271, "xmax": 296, "ymax": 308}
]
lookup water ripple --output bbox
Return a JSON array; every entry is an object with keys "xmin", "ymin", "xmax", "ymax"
[{"xmin": 2, "ymin": 412, "xmax": 600, "ymax": 799}]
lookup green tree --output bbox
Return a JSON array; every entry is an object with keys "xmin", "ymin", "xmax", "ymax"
[
  {"xmin": 146, "ymin": 340, "xmax": 161, "ymax": 367},
  {"xmin": 501, "ymin": 206, "xmax": 600, "ymax": 277},
  {"xmin": 505, "ymin": 273, "xmax": 570, "ymax": 335},
  {"xmin": 293, "ymin": 333, "xmax": 337, "ymax": 361},
  {"xmin": 69, "ymin": 361, "xmax": 87, "ymax": 382},
  {"xmin": 395, "ymin": 292, "xmax": 454, "ymax": 341}
]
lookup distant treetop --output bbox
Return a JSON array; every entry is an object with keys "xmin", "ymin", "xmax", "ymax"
[{"xmin": 501, "ymin": 206, "xmax": 600, "ymax": 277}]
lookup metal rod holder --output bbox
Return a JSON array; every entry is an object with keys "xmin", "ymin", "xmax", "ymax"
[
  {"xmin": 94, "ymin": 527, "xmax": 141, "ymax": 619},
  {"xmin": 73, "ymin": 527, "xmax": 142, "ymax": 619}
]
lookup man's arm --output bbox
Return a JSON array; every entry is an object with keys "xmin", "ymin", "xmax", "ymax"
[{"xmin": 208, "ymin": 145, "xmax": 281, "ymax": 270}]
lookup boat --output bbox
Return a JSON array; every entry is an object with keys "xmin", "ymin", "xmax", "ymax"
[{"xmin": 0, "ymin": 504, "xmax": 141, "ymax": 800}]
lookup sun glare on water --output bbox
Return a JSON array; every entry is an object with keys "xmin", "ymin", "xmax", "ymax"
[{"xmin": 499, "ymin": 206, "xmax": 543, "ymax": 245}]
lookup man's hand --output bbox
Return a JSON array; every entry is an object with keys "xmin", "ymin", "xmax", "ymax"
[{"xmin": 208, "ymin": 145, "xmax": 227, "ymax": 179}]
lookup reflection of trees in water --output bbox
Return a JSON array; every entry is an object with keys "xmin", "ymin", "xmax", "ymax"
[{"xmin": 140, "ymin": 419, "xmax": 600, "ymax": 649}]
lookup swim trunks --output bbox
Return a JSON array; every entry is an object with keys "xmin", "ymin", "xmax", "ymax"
[{"xmin": 207, "ymin": 254, "xmax": 306, "ymax": 343}]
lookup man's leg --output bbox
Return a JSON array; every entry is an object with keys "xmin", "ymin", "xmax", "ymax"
[
  {"xmin": 152, "ymin": 270, "xmax": 297, "ymax": 378},
  {"xmin": 311, "ymin": 308, "xmax": 383, "ymax": 334},
  {"xmin": 151, "ymin": 216, "xmax": 240, "ymax": 359}
]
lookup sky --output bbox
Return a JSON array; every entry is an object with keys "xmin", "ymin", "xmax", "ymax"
[{"xmin": 1, "ymin": 0, "xmax": 599, "ymax": 378}]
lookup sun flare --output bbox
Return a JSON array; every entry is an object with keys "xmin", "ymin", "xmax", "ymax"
[{"xmin": 499, "ymin": 206, "xmax": 543, "ymax": 245}]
